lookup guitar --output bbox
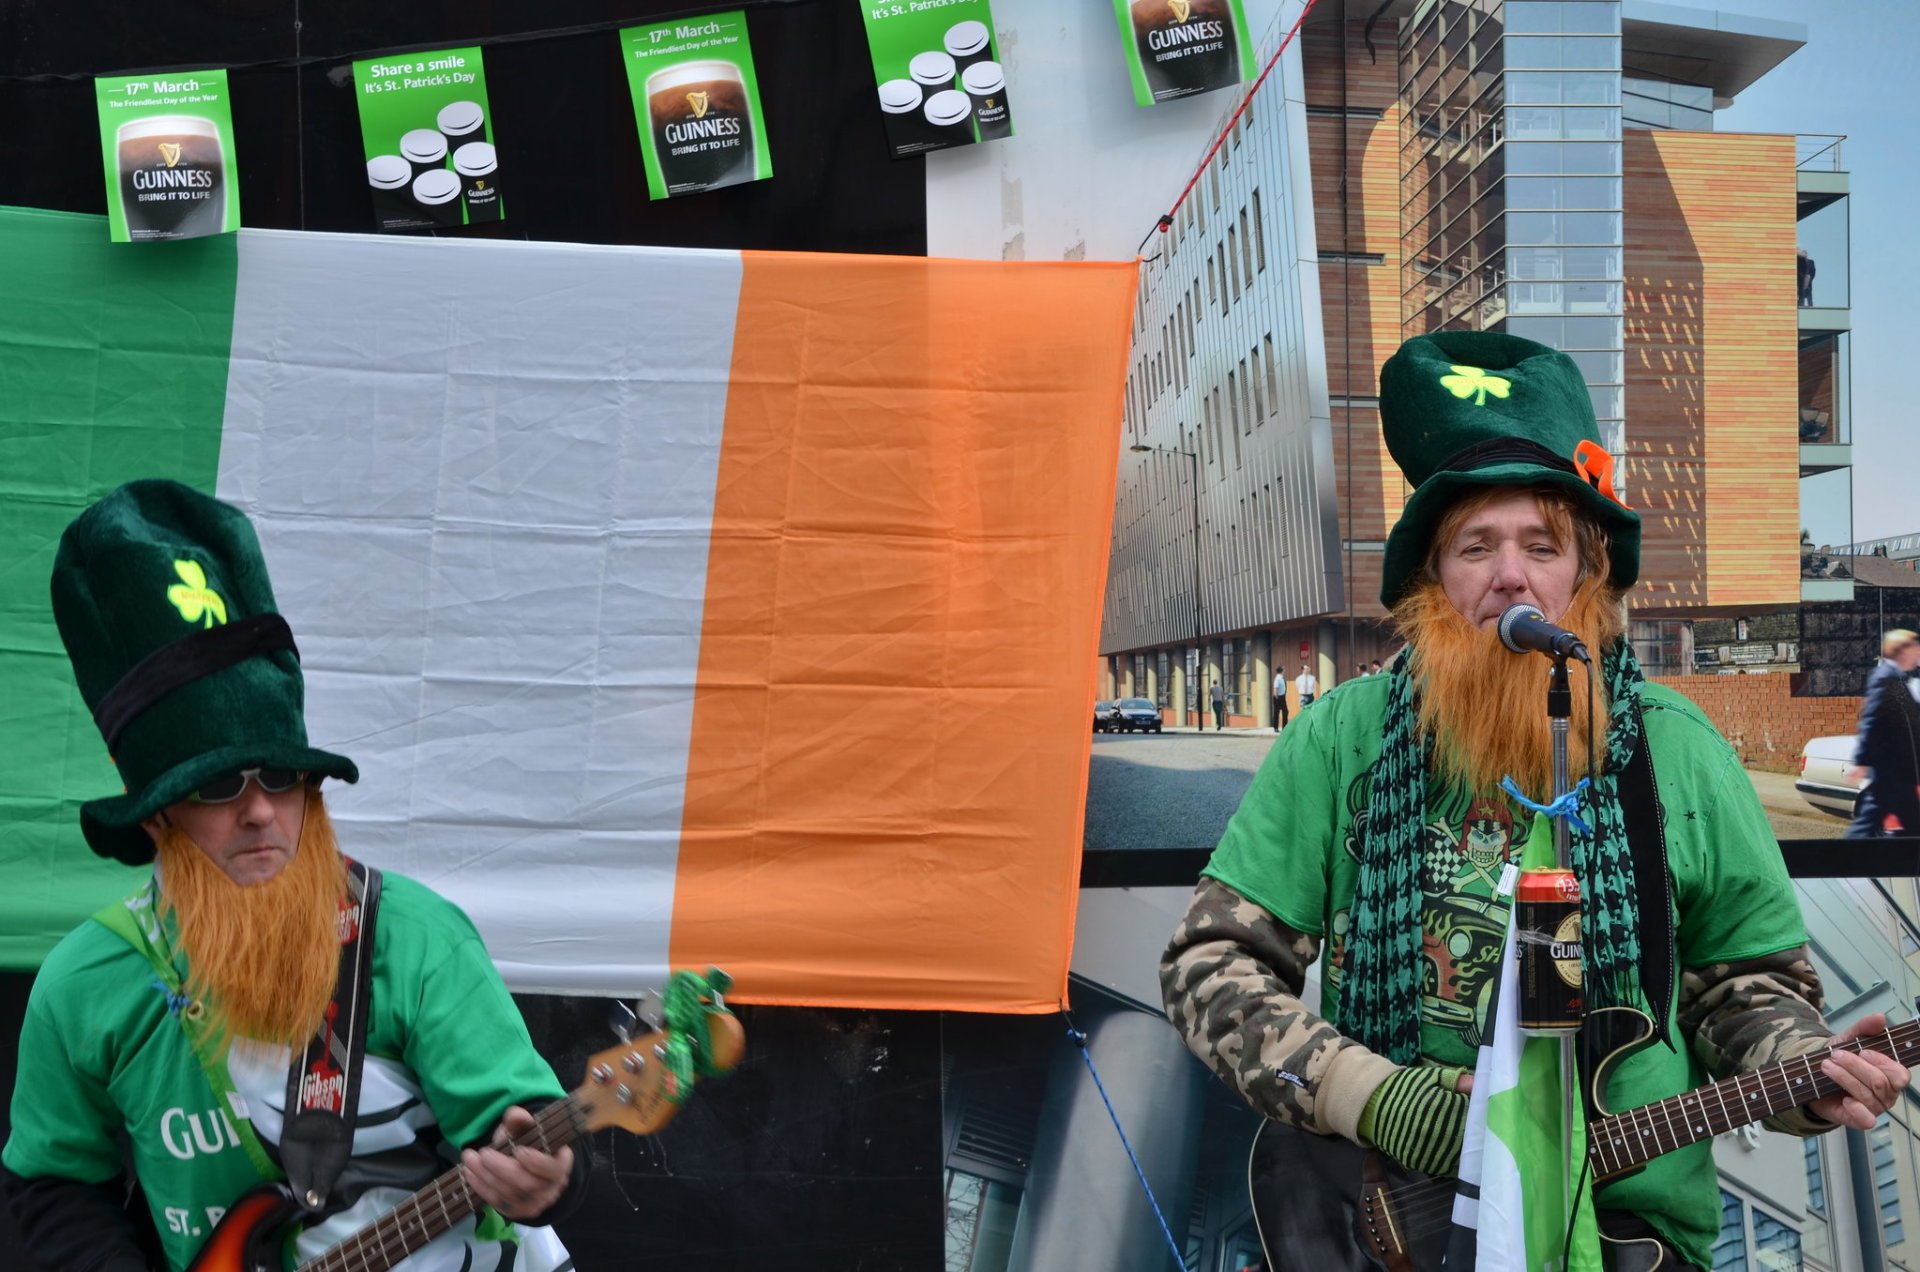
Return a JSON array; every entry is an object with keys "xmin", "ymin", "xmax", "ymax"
[
  {"xmin": 185, "ymin": 1014, "xmax": 746, "ymax": 1272},
  {"xmin": 1247, "ymin": 1005, "xmax": 1920, "ymax": 1272}
]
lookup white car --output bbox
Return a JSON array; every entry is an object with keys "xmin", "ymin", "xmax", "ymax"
[{"xmin": 1796, "ymin": 734, "xmax": 1862, "ymax": 819}]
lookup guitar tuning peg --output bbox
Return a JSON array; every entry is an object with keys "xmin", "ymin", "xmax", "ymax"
[{"xmin": 608, "ymin": 1000, "xmax": 638, "ymax": 1044}]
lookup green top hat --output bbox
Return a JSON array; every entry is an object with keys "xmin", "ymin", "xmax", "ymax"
[
  {"xmin": 51, "ymin": 480, "xmax": 357, "ymax": 865},
  {"xmin": 1377, "ymin": 330, "xmax": 1640, "ymax": 609}
]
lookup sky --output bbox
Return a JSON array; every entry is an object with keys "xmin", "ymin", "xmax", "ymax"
[{"xmin": 1711, "ymin": 0, "xmax": 1920, "ymax": 545}]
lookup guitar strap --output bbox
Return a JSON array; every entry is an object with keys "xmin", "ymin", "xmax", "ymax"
[
  {"xmin": 280, "ymin": 858, "xmax": 382, "ymax": 1213},
  {"xmin": 1619, "ymin": 703, "xmax": 1677, "ymax": 1051}
]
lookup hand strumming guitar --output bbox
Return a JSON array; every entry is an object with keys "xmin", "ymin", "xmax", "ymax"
[{"xmin": 1356, "ymin": 1065, "xmax": 1473, "ymax": 1177}]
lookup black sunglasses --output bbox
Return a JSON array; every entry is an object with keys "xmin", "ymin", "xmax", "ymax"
[{"xmin": 185, "ymin": 766, "xmax": 309, "ymax": 804}]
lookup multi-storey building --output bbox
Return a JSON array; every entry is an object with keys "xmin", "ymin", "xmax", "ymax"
[{"xmin": 1103, "ymin": 0, "xmax": 1854, "ymax": 708}]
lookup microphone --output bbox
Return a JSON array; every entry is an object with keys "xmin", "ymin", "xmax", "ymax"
[{"xmin": 1497, "ymin": 603, "xmax": 1590, "ymax": 663}]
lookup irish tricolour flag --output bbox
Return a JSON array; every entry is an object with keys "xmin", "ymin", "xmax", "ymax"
[
  {"xmin": 1447, "ymin": 817, "xmax": 1603, "ymax": 1270},
  {"xmin": 0, "ymin": 205, "xmax": 1135, "ymax": 1012}
]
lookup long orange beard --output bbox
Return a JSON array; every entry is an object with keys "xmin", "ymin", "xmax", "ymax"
[
  {"xmin": 154, "ymin": 787, "xmax": 346, "ymax": 1049},
  {"xmin": 1392, "ymin": 578, "xmax": 1624, "ymax": 797}
]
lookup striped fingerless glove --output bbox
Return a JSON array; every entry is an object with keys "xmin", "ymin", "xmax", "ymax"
[{"xmin": 1356, "ymin": 1065, "xmax": 1470, "ymax": 1177}]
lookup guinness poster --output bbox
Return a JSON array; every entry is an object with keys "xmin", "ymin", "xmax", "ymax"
[
  {"xmin": 94, "ymin": 70, "xmax": 240, "ymax": 243},
  {"xmin": 619, "ymin": 13, "xmax": 773, "ymax": 200},
  {"xmin": 1115, "ymin": 0, "xmax": 1256, "ymax": 106},
  {"xmin": 351, "ymin": 47, "xmax": 503, "ymax": 231},
  {"xmin": 859, "ymin": 1, "xmax": 1013, "ymax": 159}
]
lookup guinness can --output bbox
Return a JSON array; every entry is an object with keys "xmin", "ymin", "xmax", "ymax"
[
  {"xmin": 943, "ymin": 21, "xmax": 994, "ymax": 79},
  {"xmin": 366, "ymin": 154, "xmax": 414, "ymax": 227},
  {"xmin": 922, "ymin": 90, "xmax": 975, "ymax": 149},
  {"xmin": 879, "ymin": 79, "xmax": 934, "ymax": 155},
  {"xmin": 1516, "ymin": 867, "xmax": 1582, "ymax": 1033}
]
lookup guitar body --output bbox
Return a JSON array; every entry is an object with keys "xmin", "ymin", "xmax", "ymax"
[
  {"xmin": 184, "ymin": 1184, "xmax": 302, "ymax": 1272},
  {"xmin": 1247, "ymin": 1007, "xmax": 1672, "ymax": 1271}
]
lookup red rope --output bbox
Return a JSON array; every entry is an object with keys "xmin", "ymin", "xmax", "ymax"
[{"xmin": 1138, "ymin": 0, "xmax": 1323, "ymax": 253}]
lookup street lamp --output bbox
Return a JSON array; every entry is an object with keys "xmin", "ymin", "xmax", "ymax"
[{"xmin": 1130, "ymin": 443, "xmax": 1203, "ymax": 725}]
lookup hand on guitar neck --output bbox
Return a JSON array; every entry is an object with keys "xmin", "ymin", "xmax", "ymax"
[
  {"xmin": 460, "ymin": 1105, "xmax": 575, "ymax": 1222},
  {"xmin": 1804, "ymin": 1011, "xmax": 1911, "ymax": 1129}
]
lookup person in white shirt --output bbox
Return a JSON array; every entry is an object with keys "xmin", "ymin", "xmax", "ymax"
[
  {"xmin": 1294, "ymin": 663, "xmax": 1317, "ymax": 708},
  {"xmin": 1272, "ymin": 668, "xmax": 1288, "ymax": 732}
]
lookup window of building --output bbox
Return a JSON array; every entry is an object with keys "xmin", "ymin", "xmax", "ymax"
[
  {"xmin": 1252, "ymin": 188, "xmax": 1267, "ymax": 271},
  {"xmin": 1228, "ymin": 370, "xmax": 1239, "ymax": 434},
  {"xmin": 1873, "ymin": 1116, "xmax": 1905, "ymax": 1247},
  {"xmin": 1207, "ymin": 255, "xmax": 1217, "ymax": 306},
  {"xmin": 1228, "ymin": 228, "xmax": 1242, "ymax": 299},
  {"xmin": 1218, "ymin": 244, "xmax": 1231, "ymax": 314},
  {"xmin": 1239, "ymin": 208, "xmax": 1254, "ymax": 283},
  {"xmin": 1263, "ymin": 335, "xmax": 1279, "ymax": 415},
  {"xmin": 1248, "ymin": 347, "xmax": 1263, "ymax": 423}
]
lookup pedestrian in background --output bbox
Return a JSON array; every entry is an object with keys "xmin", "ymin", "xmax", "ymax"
[
  {"xmin": 1210, "ymin": 680, "xmax": 1227, "ymax": 731},
  {"xmin": 1272, "ymin": 666, "xmax": 1288, "ymax": 732},
  {"xmin": 1294, "ymin": 662, "xmax": 1317, "ymax": 710},
  {"xmin": 1797, "ymin": 248, "xmax": 1816, "ymax": 306},
  {"xmin": 1848, "ymin": 629, "xmax": 1920, "ymax": 838}
]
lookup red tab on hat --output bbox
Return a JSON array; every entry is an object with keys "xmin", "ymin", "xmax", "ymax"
[{"xmin": 1573, "ymin": 440, "xmax": 1628, "ymax": 509}]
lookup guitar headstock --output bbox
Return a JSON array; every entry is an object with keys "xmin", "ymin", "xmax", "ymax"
[{"xmin": 571, "ymin": 1012, "xmax": 747, "ymax": 1137}]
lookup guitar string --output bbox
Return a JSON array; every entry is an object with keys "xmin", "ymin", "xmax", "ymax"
[
  {"xmin": 311, "ymin": 1100, "xmax": 579, "ymax": 1272},
  {"xmin": 312, "ymin": 1098, "xmax": 582, "ymax": 1272},
  {"xmin": 303, "ymin": 1096, "xmax": 587, "ymax": 1272},
  {"xmin": 1360, "ymin": 1022, "xmax": 1920, "ymax": 1251}
]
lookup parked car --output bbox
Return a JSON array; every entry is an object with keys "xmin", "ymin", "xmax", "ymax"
[
  {"xmin": 1796, "ymin": 734, "xmax": 1862, "ymax": 819},
  {"xmin": 1092, "ymin": 700, "xmax": 1120, "ymax": 733},
  {"xmin": 1111, "ymin": 697, "xmax": 1163, "ymax": 733}
]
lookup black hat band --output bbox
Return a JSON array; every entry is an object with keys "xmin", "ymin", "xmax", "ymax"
[
  {"xmin": 93, "ymin": 613, "xmax": 299, "ymax": 754},
  {"xmin": 1435, "ymin": 435, "xmax": 1580, "ymax": 479}
]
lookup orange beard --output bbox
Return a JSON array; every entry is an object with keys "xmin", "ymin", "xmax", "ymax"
[
  {"xmin": 1392, "ymin": 577, "xmax": 1624, "ymax": 797},
  {"xmin": 154, "ymin": 787, "xmax": 346, "ymax": 1050}
]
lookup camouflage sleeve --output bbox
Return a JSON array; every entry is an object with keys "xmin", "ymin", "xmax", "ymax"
[
  {"xmin": 1677, "ymin": 945, "xmax": 1835, "ymax": 1136},
  {"xmin": 1160, "ymin": 878, "xmax": 1397, "ymax": 1142}
]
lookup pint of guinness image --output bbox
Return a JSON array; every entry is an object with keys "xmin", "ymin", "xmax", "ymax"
[
  {"xmin": 454, "ymin": 142, "xmax": 501, "ymax": 222},
  {"xmin": 116, "ymin": 115, "xmax": 226, "ymax": 241},
  {"xmin": 909, "ymin": 50, "xmax": 957, "ymax": 95},
  {"xmin": 366, "ymin": 154, "xmax": 416, "ymax": 227},
  {"xmin": 401, "ymin": 128, "xmax": 449, "ymax": 180},
  {"xmin": 942, "ymin": 21, "xmax": 994, "ymax": 79},
  {"xmin": 1131, "ymin": 0, "xmax": 1242, "ymax": 101},
  {"xmin": 437, "ymin": 100, "xmax": 485, "ymax": 150},
  {"xmin": 645, "ymin": 60, "xmax": 757, "ymax": 196},
  {"xmin": 960, "ymin": 61, "xmax": 1012, "ymax": 141},
  {"xmin": 411, "ymin": 168, "xmax": 463, "ymax": 227},
  {"xmin": 922, "ymin": 89, "xmax": 975, "ymax": 149},
  {"xmin": 878, "ymin": 79, "xmax": 936, "ymax": 155}
]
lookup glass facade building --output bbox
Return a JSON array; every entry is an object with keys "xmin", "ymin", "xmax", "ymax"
[{"xmin": 1399, "ymin": 0, "xmax": 1627, "ymax": 453}]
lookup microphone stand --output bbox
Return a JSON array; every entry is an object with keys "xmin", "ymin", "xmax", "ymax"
[{"xmin": 1545, "ymin": 651, "xmax": 1577, "ymax": 1249}]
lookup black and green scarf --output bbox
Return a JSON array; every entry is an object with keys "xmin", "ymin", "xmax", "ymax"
[{"xmin": 1336, "ymin": 639, "xmax": 1648, "ymax": 1064}]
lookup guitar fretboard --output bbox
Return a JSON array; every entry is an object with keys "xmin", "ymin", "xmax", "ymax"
[
  {"xmin": 298, "ymin": 1096, "xmax": 588, "ymax": 1272},
  {"xmin": 1588, "ymin": 1019, "xmax": 1920, "ymax": 1180}
]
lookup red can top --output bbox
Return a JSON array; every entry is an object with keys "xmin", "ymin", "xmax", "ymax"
[{"xmin": 1516, "ymin": 867, "xmax": 1580, "ymax": 905}]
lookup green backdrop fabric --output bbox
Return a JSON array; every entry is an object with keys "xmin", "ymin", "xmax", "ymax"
[{"xmin": 0, "ymin": 205, "xmax": 235, "ymax": 967}]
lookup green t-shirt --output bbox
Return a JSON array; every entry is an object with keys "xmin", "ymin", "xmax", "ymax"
[
  {"xmin": 3, "ymin": 872, "xmax": 566, "ymax": 1272},
  {"xmin": 1204, "ymin": 674, "xmax": 1809, "ymax": 1269}
]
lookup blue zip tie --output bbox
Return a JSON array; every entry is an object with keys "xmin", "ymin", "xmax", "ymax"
[
  {"xmin": 1065, "ymin": 1018, "xmax": 1187, "ymax": 1272},
  {"xmin": 1500, "ymin": 774, "xmax": 1593, "ymax": 835},
  {"xmin": 150, "ymin": 975, "xmax": 193, "ymax": 1015}
]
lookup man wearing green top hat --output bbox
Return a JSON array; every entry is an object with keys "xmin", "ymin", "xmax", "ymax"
[
  {"xmin": 1160, "ymin": 331, "xmax": 1910, "ymax": 1268},
  {"xmin": 2, "ymin": 480, "xmax": 588, "ymax": 1272}
]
